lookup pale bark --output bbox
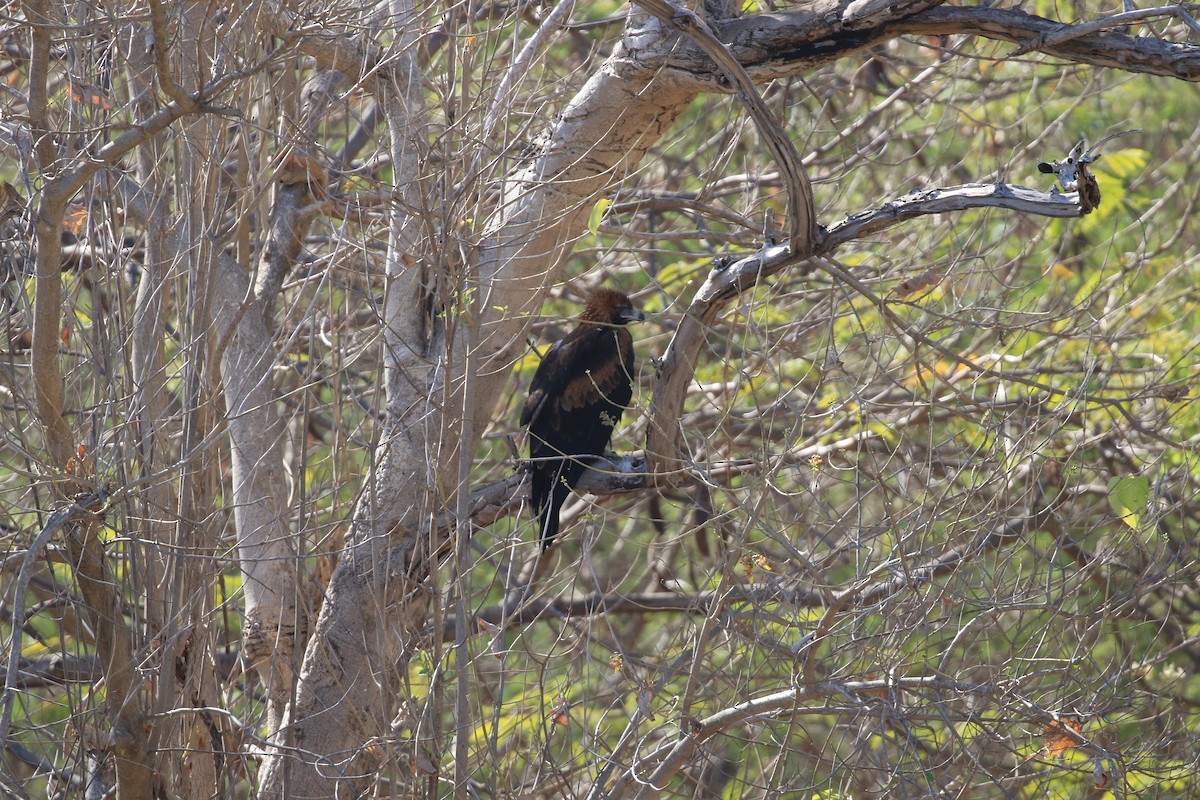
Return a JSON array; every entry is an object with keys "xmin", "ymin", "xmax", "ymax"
[
  {"xmin": 260, "ymin": 6, "xmax": 706, "ymax": 795},
  {"xmin": 2, "ymin": 0, "xmax": 1198, "ymax": 795},
  {"xmin": 232, "ymin": 66, "xmax": 350, "ymax": 732},
  {"xmin": 256, "ymin": 0, "xmax": 1200, "ymax": 794},
  {"xmin": 118, "ymin": 164, "xmax": 307, "ymax": 749},
  {"xmin": 102, "ymin": 10, "xmax": 295, "ymax": 794},
  {"xmin": 17, "ymin": 2, "xmax": 203, "ymax": 796}
]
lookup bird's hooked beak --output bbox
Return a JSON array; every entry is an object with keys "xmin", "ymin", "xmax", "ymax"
[{"xmin": 620, "ymin": 307, "xmax": 646, "ymax": 324}]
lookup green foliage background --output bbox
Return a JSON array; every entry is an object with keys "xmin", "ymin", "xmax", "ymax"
[{"xmin": 2, "ymin": 2, "xmax": 1199, "ymax": 798}]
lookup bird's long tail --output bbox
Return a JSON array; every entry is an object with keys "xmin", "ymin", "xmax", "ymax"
[{"xmin": 533, "ymin": 466, "xmax": 569, "ymax": 550}]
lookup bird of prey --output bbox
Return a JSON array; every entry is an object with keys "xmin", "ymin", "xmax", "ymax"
[{"xmin": 521, "ymin": 288, "xmax": 644, "ymax": 549}]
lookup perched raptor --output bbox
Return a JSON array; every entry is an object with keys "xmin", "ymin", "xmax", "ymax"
[{"xmin": 520, "ymin": 288, "xmax": 644, "ymax": 550}]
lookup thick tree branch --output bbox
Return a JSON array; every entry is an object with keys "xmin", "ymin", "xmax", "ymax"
[
  {"xmin": 114, "ymin": 171, "xmax": 303, "ymax": 734},
  {"xmin": 444, "ymin": 453, "xmax": 649, "ymax": 533},
  {"xmin": 254, "ymin": 70, "xmax": 345, "ymax": 309},
  {"xmin": 656, "ymin": 4, "xmax": 1200, "ymax": 84},
  {"xmin": 646, "ymin": 180, "xmax": 1083, "ymax": 482},
  {"xmin": 821, "ymin": 181, "xmax": 1083, "ymax": 246},
  {"xmin": 258, "ymin": 10, "xmax": 383, "ymax": 88},
  {"xmin": 1008, "ymin": 5, "xmax": 1200, "ymax": 56},
  {"xmin": 902, "ymin": 5, "xmax": 1200, "ymax": 78},
  {"xmin": 0, "ymin": 651, "xmax": 240, "ymax": 689}
]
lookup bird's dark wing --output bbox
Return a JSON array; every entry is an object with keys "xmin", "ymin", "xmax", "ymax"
[
  {"xmin": 523, "ymin": 327, "xmax": 632, "ymax": 441},
  {"xmin": 559, "ymin": 332, "xmax": 634, "ymax": 415},
  {"xmin": 519, "ymin": 339, "xmax": 564, "ymax": 429}
]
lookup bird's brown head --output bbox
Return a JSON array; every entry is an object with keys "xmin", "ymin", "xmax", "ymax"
[{"xmin": 580, "ymin": 287, "xmax": 645, "ymax": 326}]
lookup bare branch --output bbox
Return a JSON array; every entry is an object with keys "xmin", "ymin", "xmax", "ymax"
[
  {"xmin": 1010, "ymin": 4, "xmax": 1200, "ymax": 56},
  {"xmin": 646, "ymin": 180, "xmax": 1090, "ymax": 482},
  {"xmin": 821, "ymin": 181, "xmax": 1082, "ymax": 248},
  {"xmin": 1, "ymin": 490, "xmax": 111, "ymax": 746},
  {"xmin": 619, "ymin": 676, "xmax": 999, "ymax": 800},
  {"xmin": 633, "ymin": 0, "xmax": 817, "ymax": 249},
  {"xmin": 254, "ymin": 69, "xmax": 344, "ymax": 309}
]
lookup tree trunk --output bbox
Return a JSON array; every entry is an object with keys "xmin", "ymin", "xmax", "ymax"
[{"xmin": 259, "ymin": 11, "xmax": 703, "ymax": 796}]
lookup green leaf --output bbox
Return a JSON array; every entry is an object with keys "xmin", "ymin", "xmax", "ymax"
[
  {"xmin": 587, "ymin": 197, "xmax": 611, "ymax": 236},
  {"xmin": 1107, "ymin": 475, "xmax": 1149, "ymax": 529},
  {"xmin": 1096, "ymin": 147, "xmax": 1148, "ymax": 180}
]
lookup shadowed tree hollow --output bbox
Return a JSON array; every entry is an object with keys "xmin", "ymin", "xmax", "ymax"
[{"xmin": 2, "ymin": 2, "xmax": 1200, "ymax": 798}]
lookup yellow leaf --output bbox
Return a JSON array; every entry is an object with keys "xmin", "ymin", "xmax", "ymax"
[
  {"xmin": 1051, "ymin": 263, "xmax": 1076, "ymax": 281},
  {"xmin": 587, "ymin": 198, "xmax": 611, "ymax": 236}
]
